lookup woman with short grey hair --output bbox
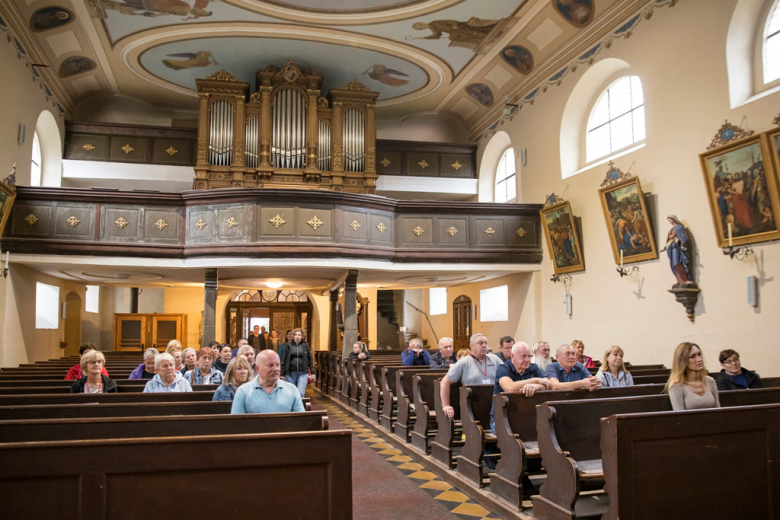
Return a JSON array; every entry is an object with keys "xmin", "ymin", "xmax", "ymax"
[
  {"xmin": 143, "ymin": 353, "xmax": 192, "ymax": 393},
  {"xmin": 180, "ymin": 348, "xmax": 197, "ymax": 375},
  {"xmin": 129, "ymin": 348, "xmax": 160, "ymax": 379}
]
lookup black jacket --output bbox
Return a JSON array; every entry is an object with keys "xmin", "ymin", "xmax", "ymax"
[
  {"xmin": 70, "ymin": 374, "xmax": 119, "ymax": 393},
  {"xmin": 282, "ymin": 341, "xmax": 314, "ymax": 377},
  {"xmin": 348, "ymin": 351, "xmax": 372, "ymax": 362},
  {"xmin": 249, "ymin": 333, "xmax": 267, "ymax": 351},
  {"xmin": 429, "ymin": 351, "xmax": 457, "ymax": 369},
  {"xmin": 716, "ymin": 369, "xmax": 762, "ymax": 391}
]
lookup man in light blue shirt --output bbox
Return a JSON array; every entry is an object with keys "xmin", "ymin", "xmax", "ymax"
[
  {"xmin": 544, "ymin": 344, "xmax": 601, "ymax": 391},
  {"xmin": 231, "ymin": 350, "xmax": 304, "ymax": 414}
]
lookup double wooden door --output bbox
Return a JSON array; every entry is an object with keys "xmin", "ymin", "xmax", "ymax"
[
  {"xmin": 114, "ymin": 313, "xmax": 187, "ymax": 351},
  {"xmin": 453, "ymin": 295, "xmax": 472, "ymax": 350}
]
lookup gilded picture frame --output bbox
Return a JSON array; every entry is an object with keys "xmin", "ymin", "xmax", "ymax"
[
  {"xmin": 540, "ymin": 200, "xmax": 585, "ymax": 274},
  {"xmin": 699, "ymin": 133, "xmax": 780, "ymax": 248},
  {"xmin": 0, "ymin": 179, "xmax": 16, "ymax": 240},
  {"xmin": 598, "ymin": 177, "xmax": 658, "ymax": 264}
]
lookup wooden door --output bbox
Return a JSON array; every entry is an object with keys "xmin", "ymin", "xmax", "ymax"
[
  {"xmin": 453, "ymin": 295, "xmax": 472, "ymax": 350},
  {"xmin": 152, "ymin": 315, "xmax": 186, "ymax": 350},
  {"xmin": 115, "ymin": 315, "xmax": 149, "ymax": 351}
]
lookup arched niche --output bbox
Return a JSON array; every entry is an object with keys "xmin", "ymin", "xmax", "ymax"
[
  {"xmin": 34, "ymin": 110, "xmax": 62, "ymax": 187},
  {"xmin": 478, "ymin": 130, "xmax": 513, "ymax": 202}
]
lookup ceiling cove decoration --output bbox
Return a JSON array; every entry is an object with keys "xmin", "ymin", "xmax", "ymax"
[
  {"xmin": 0, "ymin": 10, "xmax": 68, "ymax": 116},
  {"xmin": 471, "ymin": 0, "xmax": 679, "ymax": 142}
]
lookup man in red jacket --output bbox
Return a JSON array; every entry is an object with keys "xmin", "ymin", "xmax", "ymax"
[{"xmin": 64, "ymin": 343, "xmax": 109, "ymax": 380}]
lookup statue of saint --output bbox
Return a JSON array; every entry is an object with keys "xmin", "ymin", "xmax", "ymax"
[{"xmin": 660, "ymin": 215, "xmax": 694, "ymax": 286}]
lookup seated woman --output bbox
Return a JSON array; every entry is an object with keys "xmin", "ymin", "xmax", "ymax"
[
  {"xmin": 213, "ymin": 356, "xmax": 253, "ymax": 401},
  {"xmin": 183, "ymin": 349, "xmax": 224, "ymax": 385},
  {"xmin": 665, "ymin": 342, "xmax": 720, "ymax": 410},
  {"xmin": 716, "ymin": 349, "xmax": 762, "ymax": 390},
  {"xmin": 65, "ymin": 343, "xmax": 109, "ymax": 380},
  {"xmin": 165, "ymin": 340, "xmax": 183, "ymax": 372},
  {"xmin": 348, "ymin": 341, "xmax": 372, "ymax": 362},
  {"xmin": 571, "ymin": 339, "xmax": 595, "ymax": 368},
  {"xmin": 70, "ymin": 350, "xmax": 118, "ymax": 393},
  {"xmin": 128, "ymin": 348, "xmax": 160, "ymax": 379},
  {"xmin": 213, "ymin": 344, "xmax": 232, "ymax": 374},
  {"xmin": 456, "ymin": 348, "xmax": 470, "ymax": 361},
  {"xmin": 180, "ymin": 347, "xmax": 197, "ymax": 375},
  {"xmin": 595, "ymin": 346, "xmax": 634, "ymax": 387},
  {"xmin": 143, "ymin": 353, "xmax": 192, "ymax": 393}
]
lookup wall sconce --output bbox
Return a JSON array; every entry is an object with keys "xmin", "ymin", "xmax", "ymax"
[{"xmin": 502, "ymin": 94, "xmax": 517, "ymax": 119}]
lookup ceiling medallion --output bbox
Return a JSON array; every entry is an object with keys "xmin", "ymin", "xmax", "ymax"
[
  {"xmin": 82, "ymin": 143, "xmax": 95, "ymax": 151},
  {"xmin": 380, "ymin": 158, "xmax": 391, "ymax": 167},
  {"xmin": 412, "ymin": 226, "xmax": 424, "ymax": 237},
  {"xmin": 115, "ymin": 217, "xmax": 128, "ymax": 229},
  {"xmin": 484, "ymin": 227, "xmax": 496, "ymax": 236},
  {"xmin": 66, "ymin": 216, "xmax": 80, "ymax": 227},
  {"xmin": 165, "ymin": 147, "xmax": 178, "ymax": 156},
  {"xmin": 195, "ymin": 219, "xmax": 207, "ymax": 230},
  {"xmin": 121, "ymin": 143, "xmax": 134, "ymax": 154},
  {"xmin": 307, "ymin": 215, "xmax": 324, "ymax": 230},
  {"xmin": 206, "ymin": 69, "xmax": 238, "ymax": 82},
  {"xmin": 418, "ymin": 159, "xmax": 429, "ymax": 169},
  {"xmin": 349, "ymin": 220, "xmax": 361, "ymax": 231},
  {"xmin": 154, "ymin": 219, "xmax": 168, "ymax": 231},
  {"xmin": 451, "ymin": 161, "xmax": 463, "ymax": 170},
  {"xmin": 226, "ymin": 217, "xmax": 238, "ymax": 228},
  {"xmin": 516, "ymin": 227, "xmax": 527, "ymax": 238},
  {"xmin": 281, "ymin": 61, "xmax": 301, "ymax": 84},
  {"xmin": 376, "ymin": 222, "xmax": 387, "ymax": 233},
  {"xmin": 269, "ymin": 214, "xmax": 286, "ymax": 228},
  {"xmin": 340, "ymin": 79, "xmax": 369, "ymax": 91},
  {"xmin": 446, "ymin": 226, "xmax": 458, "ymax": 237},
  {"xmin": 24, "ymin": 214, "xmax": 38, "ymax": 225}
]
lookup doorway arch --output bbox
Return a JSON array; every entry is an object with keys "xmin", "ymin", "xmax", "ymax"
[
  {"xmin": 452, "ymin": 295, "xmax": 472, "ymax": 350},
  {"xmin": 223, "ymin": 290, "xmax": 315, "ymax": 348},
  {"xmin": 63, "ymin": 291, "xmax": 82, "ymax": 357}
]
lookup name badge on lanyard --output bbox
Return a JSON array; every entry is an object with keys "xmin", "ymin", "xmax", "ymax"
[{"xmin": 470, "ymin": 355, "xmax": 491, "ymax": 385}]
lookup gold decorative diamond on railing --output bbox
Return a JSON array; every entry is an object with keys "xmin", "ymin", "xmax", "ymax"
[
  {"xmin": 307, "ymin": 215, "xmax": 324, "ymax": 230},
  {"xmin": 376, "ymin": 222, "xmax": 387, "ymax": 233},
  {"xmin": 269, "ymin": 214, "xmax": 286, "ymax": 228},
  {"xmin": 195, "ymin": 219, "xmax": 207, "ymax": 230},
  {"xmin": 446, "ymin": 226, "xmax": 458, "ymax": 237},
  {"xmin": 115, "ymin": 217, "xmax": 128, "ymax": 229},
  {"xmin": 154, "ymin": 219, "xmax": 168, "ymax": 231},
  {"xmin": 24, "ymin": 214, "xmax": 38, "ymax": 226},
  {"xmin": 166, "ymin": 147, "xmax": 178, "ymax": 156},
  {"xmin": 484, "ymin": 227, "xmax": 496, "ymax": 236},
  {"xmin": 380, "ymin": 158, "xmax": 390, "ymax": 167},
  {"xmin": 412, "ymin": 226, "xmax": 424, "ymax": 237},
  {"xmin": 417, "ymin": 159, "xmax": 429, "ymax": 169},
  {"xmin": 226, "ymin": 217, "xmax": 238, "ymax": 228},
  {"xmin": 82, "ymin": 144, "xmax": 95, "ymax": 151},
  {"xmin": 66, "ymin": 216, "xmax": 80, "ymax": 227},
  {"xmin": 121, "ymin": 143, "xmax": 134, "ymax": 154},
  {"xmin": 349, "ymin": 220, "xmax": 361, "ymax": 231},
  {"xmin": 516, "ymin": 227, "xmax": 527, "ymax": 238},
  {"xmin": 451, "ymin": 161, "xmax": 463, "ymax": 170}
]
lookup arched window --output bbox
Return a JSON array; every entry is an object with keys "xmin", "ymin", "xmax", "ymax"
[
  {"xmin": 586, "ymin": 76, "xmax": 645, "ymax": 163},
  {"xmin": 495, "ymin": 148, "xmax": 516, "ymax": 203},
  {"xmin": 30, "ymin": 131, "xmax": 42, "ymax": 186},
  {"xmin": 764, "ymin": 0, "xmax": 780, "ymax": 83}
]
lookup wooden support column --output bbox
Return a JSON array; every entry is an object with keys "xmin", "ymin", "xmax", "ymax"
[
  {"xmin": 304, "ymin": 89, "xmax": 320, "ymax": 179},
  {"xmin": 342, "ymin": 270, "xmax": 359, "ymax": 359},
  {"xmin": 258, "ymin": 86, "xmax": 273, "ymax": 177},
  {"xmin": 331, "ymin": 101, "xmax": 344, "ymax": 191},
  {"xmin": 364, "ymin": 104, "xmax": 377, "ymax": 194},
  {"xmin": 231, "ymin": 96, "xmax": 246, "ymax": 185},
  {"xmin": 202, "ymin": 268, "xmax": 218, "ymax": 348},
  {"xmin": 194, "ymin": 93, "xmax": 210, "ymax": 187},
  {"xmin": 329, "ymin": 288, "xmax": 339, "ymax": 352}
]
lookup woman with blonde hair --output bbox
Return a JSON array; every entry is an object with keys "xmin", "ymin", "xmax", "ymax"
[
  {"xmin": 165, "ymin": 340, "xmax": 183, "ymax": 371},
  {"xmin": 70, "ymin": 350, "xmax": 118, "ymax": 393},
  {"xmin": 595, "ymin": 346, "xmax": 633, "ymax": 387},
  {"xmin": 664, "ymin": 342, "xmax": 720, "ymax": 410},
  {"xmin": 213, "ymin": 356, "xmax": 253, "ymax": 401},
  {"xmin": 571, "ymin": 339, "xmax": 595, "ymax": 368}
]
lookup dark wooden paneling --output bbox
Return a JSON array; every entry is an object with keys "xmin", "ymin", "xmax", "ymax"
[
  {"xmin": 109, "ymin": 137, "xmax": 147, "ymax": 163},
  {"xmin": 67, "ymin": 134, "xmax": 109, "ymax": 161}
]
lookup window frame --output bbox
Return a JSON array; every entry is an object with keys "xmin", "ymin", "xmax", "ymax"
[
  {"xmin": 30, "ymin": 130, "xmax": 42, "ymax": 187},
  {"xmin": 429, "ymin": 287, "xmax": 447, "ymax": 316},
  {"xmin": 762, "ymin": 0, "xmax": 780, "ymax": 86},
  {"xmin": 479, "ymin": 285, "xmax": 508, "ymax": 322},
  {"xmin": 585, "ymin": 75, "xmax": 646, "ymax": 165},
  {"xmin": 494, "ymin": 148, "xmax": 516, "ymax": 203},
  {"xmin": 35, "ymin": 282, "xmax": 60, "ymax": 329}
]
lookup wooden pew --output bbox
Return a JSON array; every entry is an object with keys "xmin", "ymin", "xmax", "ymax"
[
  {"xmin": 0, "ymin": 383, "xmax": 218, "ymax": 395},
  {"xmin": 0, "ymin": 392, "xmax": 310, "ymax": 407},
  {"xmin": 0, "ymin": 430, "xmax": 352, "ymax": 520},
  {"xmin": 0, "ymin": 373, "xmax": 134, "ymax": 381},
  {"xmin": 394, "ymin": 368, "xmax": 448, "ymax": 442},
  {"xmin": 600, "ymin": 403, "xmax": 780, "ymax": 520},
  {"xmin": 456, "ymin": 384, "xmax": 495, "ymax": 487},
  {"xmin": 430, "ymin": 378, "xmax": 463, "ymax": 469},
  {"xmin": 532, "ymin": 387, "xmax": 780, "ymax": 520},
  {"xmin": 0, "ymin": 379, "xmax": 148, "ymax": 388},
  {"xmin": 379, "ymin": 366, "xmax": 430, "ymax": 432},
  {"xmin": 410, "ymin": 372, "xmax": 447, "ymax": 455},
  {"xmin": 0, "ymin": 410, "xmax": 328, "ymax": 443},
  {"xmin": 349, "ymin": 356, "xmax": 398, "ymax": 412},
  {"xmin": 490, "ymin": 385, "xmax": 666, "ymax": 510},
  {"xmin": 357, "ymin": 359, "xmax": 400, "ymax": 417}
]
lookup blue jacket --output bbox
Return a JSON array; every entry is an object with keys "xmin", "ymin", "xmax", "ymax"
[
  {"xmin": 213, "ymin": 384, "xmax": 237, "ymax": 401},
  {"xmin": 401, "ymin": 349, "xmax": 431, "ymax": 366}
]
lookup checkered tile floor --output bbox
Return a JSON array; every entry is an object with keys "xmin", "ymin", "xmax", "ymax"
[{"xmin": 317, "ymin": 398, "xmax": 502, "ymax": 520}]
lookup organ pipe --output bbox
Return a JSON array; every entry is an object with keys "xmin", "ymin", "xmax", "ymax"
[
  {"xmin": 318, "ymin": 119, "xmax": 331, "ymax": 171},
  {"xmin": 245, "ymin": 115, "xmax": 259, "ymax": 168},
  {"xmin": 271, "ymin": 88, "xmax": 307, "ymax": 169},
  {"xmin": 343, "ymin": 108, "xmax": 365, "ymax": 172},
  {"xmin": 209, "ymin": 99, "xmax": 234, "ymax": 166}
]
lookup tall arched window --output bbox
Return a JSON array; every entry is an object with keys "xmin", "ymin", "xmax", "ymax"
[
  {"xmin": 586, "ymin": 76, "xmax": 645, "ymax": 163},
  {"xmin": 765, "ymin": 0, "xmax": 780, "ymax": 83},
  {"xmin": 494, "ymin": 148, "xmax": 516, "ymax": 203},
  {"xmin": 30, "ymin": 131, "xmax": 42, "ymax": 186}
]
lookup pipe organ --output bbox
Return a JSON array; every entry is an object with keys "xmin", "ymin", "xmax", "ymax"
[{"xmin": 194, "ymin": 62, "xmax": 379, "ymax": 194}]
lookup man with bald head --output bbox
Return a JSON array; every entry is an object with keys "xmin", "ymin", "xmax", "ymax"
[{"xmin": 231, "ymin": 350, "xmax": 304, "ymax": 414}]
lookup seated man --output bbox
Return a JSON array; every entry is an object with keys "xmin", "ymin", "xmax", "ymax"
[
  {"xmin": 401, "ymin": 338, "xmax": 430, "ymax": 366},
  {"xmin": 143, "ymin": 353, "xmax": 192, "ymax": 393},
  {"xmin": 65, "ymin": 343, "xmax": 109, "ymax": 380},
  {"xmin": 237, "ymin": 344, "xmax": 257, "ymax": 375},
  {"xmin": 231, "ymin": 351, "xmax": 305, "ymax": 414},
  {"xmin": 430, "ymin": 337, "xmax": 457, "ymax": 368},
  {"xmin": 545, "ymin": 344, "xmax": 601, "ymax": 391},
  {"xmin": 531, "ymin": 341, "xmax": 552, "ymax": 372},
  {"xmin": 716, "ymin": 349, "xmax": 762, "ymax": 390},
  {"xmin": 231, "ymin": 337, "xmax": 249, "ymax": 360},
  {"xmin": 496, "ymin": 336, "xmax": 514, "ymax": 363}
]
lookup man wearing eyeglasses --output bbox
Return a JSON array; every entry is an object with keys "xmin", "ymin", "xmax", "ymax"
[{"xmin": 716, "ymin": 349, "xmax": 762, "ymax": 390}]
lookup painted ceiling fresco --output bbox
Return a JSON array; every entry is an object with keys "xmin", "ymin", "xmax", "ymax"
[{"xmin": 2, "ymin": 0, "xmax": 637, "ymax": 137}]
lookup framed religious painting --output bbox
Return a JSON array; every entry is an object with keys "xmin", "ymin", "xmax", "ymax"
[
  {"xmin": 0, "ymin": 174, "xmax": 16, "ymax": 240},
  {"xmin": 598, "ymin": 170, "xmax": 658, "ymax": 265},
  {"xmin": 699, "ymin": 131, "xmax": 780, "ymax": 248},
  {"xmin": 540, "ymin": 199, "xmax": 585, "ymax": 274}
]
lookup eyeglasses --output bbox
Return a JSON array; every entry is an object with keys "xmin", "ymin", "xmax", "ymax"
[{"xmin": 722, "ymin": 358, "xmax": 740, "ymax": 365}]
